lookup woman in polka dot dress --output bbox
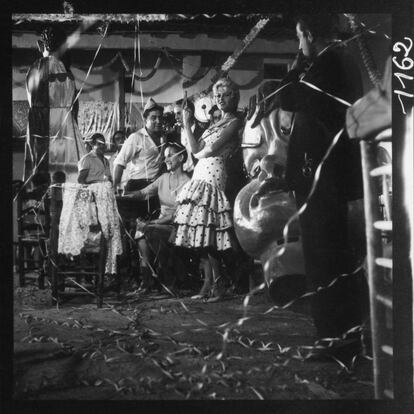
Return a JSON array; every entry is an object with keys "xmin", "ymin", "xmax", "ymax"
[{"xmin": 172, "ymin": 78, "xmax": 242, "ymax": 301}]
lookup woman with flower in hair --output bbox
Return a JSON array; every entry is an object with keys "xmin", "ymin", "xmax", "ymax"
[{"xmin": 172, "ymin": 78, "xmax": 242, "ymax": 301}]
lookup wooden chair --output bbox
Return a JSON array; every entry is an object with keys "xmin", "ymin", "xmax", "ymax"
[
  {"xmin": 360, "ymin": 128, "xmax": 393, "ymax": 398},
  {"xmin": 15, "ymin": 181, "xmax": 50, "ymax": 289},
  {"xmin": 48, "ymin": 184, "xmax": 110, "ymax": 308}
]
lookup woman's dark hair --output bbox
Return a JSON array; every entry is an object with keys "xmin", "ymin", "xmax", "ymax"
[
  {"xmin": 296, "ymin": 13, "xmax": 339, "ymax": 40},
  {"xmin": 90, "ymin": 133, "xmax": 106, "ymax": 145},
  {"xmin": 165, "ymin": 141, "xmax": 188, "ymax": 164},
  {"xmin": 111, "ymin": 130, "xmax": 125, "ymax": 144},
  {"xmin": 163, "ymin": 112, "xmax": 176, "ymax": 129},
  {"xmin": 175, "ymin": 98, "xmax": 195, "ymax": 114},
  {"xmin": 32, "ymin": 171, "xmax": 50, "ymax": 187},
  {"xmin": 52, "ymin": 171, "xmax": 66, "ymax": 184}
]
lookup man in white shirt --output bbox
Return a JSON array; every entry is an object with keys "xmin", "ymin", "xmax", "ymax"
[
  {"xmin": 113, "ymin": 98, "xmax": 166, "ymax": 220},
  {"xmin": 173, "ymin": 99, "xmax": 205, "ymax": 175}
]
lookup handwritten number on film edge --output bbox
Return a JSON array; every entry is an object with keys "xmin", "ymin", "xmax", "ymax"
[{"xmin": 393, "ymin": 37, "xmax": 414, "ymax": 114}]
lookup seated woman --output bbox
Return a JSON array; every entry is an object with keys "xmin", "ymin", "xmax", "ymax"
[{"xmin": 123, "ymin": 142, "xmax": 190, "ymax": 293}]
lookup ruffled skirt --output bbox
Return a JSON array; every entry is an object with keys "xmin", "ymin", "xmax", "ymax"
[{"xmin": 172, "ymin": 179, "xmax": 234, "ymax": 251}]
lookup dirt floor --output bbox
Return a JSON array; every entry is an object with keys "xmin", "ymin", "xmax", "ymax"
[{"xmin": 13, "ymin": 272, "xmax": 375, "ymax": 400}]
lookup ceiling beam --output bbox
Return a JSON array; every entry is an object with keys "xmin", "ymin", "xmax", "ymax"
[
  {"xmin": 12, "ymin": 32, "xmax": 297, "ymax": 54},
  {"xmin": 12, "ymin": 14, "xmax": 174, "ymax": 23}
]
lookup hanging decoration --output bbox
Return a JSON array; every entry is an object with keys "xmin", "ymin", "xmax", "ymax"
[
  {"xmin": 344, "ymin": 14, "xmax": 383, "ymax": 88},
  {"xmin": 131, "ymin": 53, "xmax": 162, "ymax": 81},
  {"xmin": 221, "ymin": 18, "xmax": 270, "ymax": 73},
  {"xmin": 182, "ymin": 65, "xmax": 215, "ymax": 88},
  {"xmin": 127, "ymin": 21, "xmax": 138, "ymax": 126},
  {"xmin": 77, "ymin": 101, "xmax": 120, "ymax": 143},
  {"xmin": 73, "ymin": 51, "xmax": 162, "ymax": 79},
  {"xmin": 14, "ymin": 20, "xmax": 110, "ymax": 201},
  {"xmin": 162, "ymin": 48, "xmax": 216, "ymax": 84},
  {"xmin": 96, "ymin": 21, "xmax": 110, "ymax": 38},
  {"xmin": 136, "ymin": 15, "xmax": 152, "ymax": 213},
  {"xmin": 71, "ymin": 78, "xmax": 117, "ymax": 93},
  {"xmin": 136, "ymin": 17, "xmax": 146, "ymax": 112},
  {"xmin": 124, "ymin": 102, "xmax": 144, "ymax": 133},
  {"xmin": 14, "ymin": 51, "xmax": 162, "ymax": 80},
  {"xmin": 62, "ymin": 1, "xmax": 74, "ymax": 15},
  {"xmin": 226, "ymin": 72, "xmax": 263, "ymax": 90},
  {"xmin": 194, "ymin": 95, "xmax": 215, "ymax": 123},
  {"xmin": 172, "ymin": 14, "xmax": 253, "ymax": 20},
  {"xmin": 190, "ymin": 16, "xmax": 271, "ymax": 101}
]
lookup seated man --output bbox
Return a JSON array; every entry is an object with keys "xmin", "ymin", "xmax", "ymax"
[
  {"xmin": 78, "ymin": 133, "xmax": 112, "ymax": 185},
  {"xmin": 123, "ymin": 142, "xmax": 190, "ymax": 293}
]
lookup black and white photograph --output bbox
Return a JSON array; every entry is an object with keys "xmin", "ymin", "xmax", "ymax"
[{"xmin": 2, "ymin": 0, "xmax": 413, "ymax": 408}]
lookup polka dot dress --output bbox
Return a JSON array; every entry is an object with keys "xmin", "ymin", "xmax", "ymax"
[{"xmin": 173, "ymin": 122, "xmax": 236, "ymax": 251}]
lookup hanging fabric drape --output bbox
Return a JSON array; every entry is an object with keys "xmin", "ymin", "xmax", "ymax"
[
  {"xmin": 71, "ymin": 51, "xmax": 162, "ymax": 81},
  {"xmin": 13, "ymin": 100, "xmax": 120, "ymax": 141},
  {"xmin": 77, "ymin": 101, "xmax": 120, "ymax": 143},
  {"xmin": 58, "ymin": 181, "xmax": 123, "ymax": 274}
]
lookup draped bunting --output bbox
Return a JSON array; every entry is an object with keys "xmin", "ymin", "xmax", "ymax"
[
  {"xmin": 14, "ymin": 100, "xmax": 149, "ymax": 144},
  {"xmin": 77, "ymin": 101, "xmax": 120, "ymax": 143},
  {"xmin": 13, "ymin": 49, "xmax": 216, "ymax": 87}
]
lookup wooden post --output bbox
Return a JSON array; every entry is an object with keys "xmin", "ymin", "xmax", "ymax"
[
  {"xmin": 17, "ymin": 195, "xmax": 25, "ymax": 287},
  {"xmin": 49, "ymin": 184, "xmax": 62, "ymax": 305},
  {"xmin": 97, "ymin": 233, "xmax": 107, "ymax": 308}
]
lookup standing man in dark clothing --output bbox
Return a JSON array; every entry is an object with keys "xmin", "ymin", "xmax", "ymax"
[{"xmin": 275, "ymin": 14, "xmax": 369, "ymax": 360}]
